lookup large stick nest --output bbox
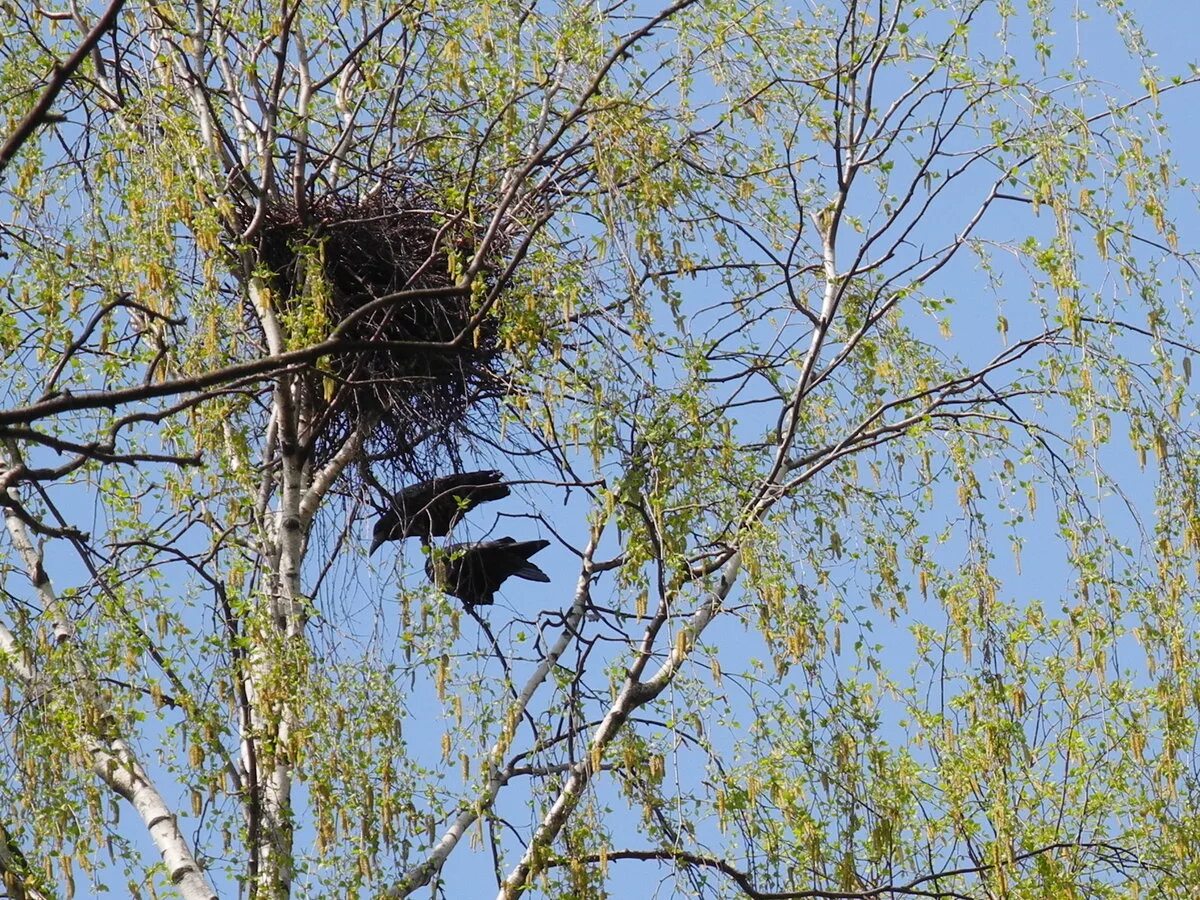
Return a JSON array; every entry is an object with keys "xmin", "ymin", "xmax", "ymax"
[{"xmin": 250, "ymin": 178, "xmax": 511, "ymax": 481}]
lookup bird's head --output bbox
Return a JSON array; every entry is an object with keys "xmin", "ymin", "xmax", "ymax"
[{"xmin": 369, "ymin": 511, "xmax": 398, "ymax": 555}]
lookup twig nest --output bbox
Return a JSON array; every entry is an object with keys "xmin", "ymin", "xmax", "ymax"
[{"xmin": 248, "ymin": 175, "xmax": 510, "ymax": 480}]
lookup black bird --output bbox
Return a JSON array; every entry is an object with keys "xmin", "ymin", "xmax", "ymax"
[
  {"xmin": 425, "ymin": 538, "xmax": 551, "ymax": 607},
  {"xmin": 370, "ymin": 470, "xmax": 510, "ymax": 553}
]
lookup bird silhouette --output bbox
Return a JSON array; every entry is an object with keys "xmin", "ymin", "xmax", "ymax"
[
  {"xmin": 425, "ymin": 537, "xmax": 551, "ymax": 607},
  {"xmin": 370, "ymin": 470, "xmax": 510, "ymax": 553}
]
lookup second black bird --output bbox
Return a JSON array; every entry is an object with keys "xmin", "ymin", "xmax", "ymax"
[
  {"xmin": 426, "ymin": 538, "xmax": 551, "ymax": 607},
  {"xmin": 370, "ymin": 470, "xmax": 510, "ymax": 553}
]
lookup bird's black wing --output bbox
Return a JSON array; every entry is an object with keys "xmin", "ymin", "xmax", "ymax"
[{"xmin": 410, "ymin": 470, "xmax": 510, "ymax": 537}]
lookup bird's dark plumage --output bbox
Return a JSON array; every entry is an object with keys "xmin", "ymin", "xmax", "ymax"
[
  {"xmin": 425, "ymin": 537, "xmax": 551, "ymax": 607},
  {"xmin": 370, "ymin": 470, "xmax": 510, "ymax": 553}
]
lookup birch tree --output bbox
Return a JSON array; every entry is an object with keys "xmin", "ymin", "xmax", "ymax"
[{"xmin": 3, "ymin": 0, "xmax": 1200, "ymax": 897}]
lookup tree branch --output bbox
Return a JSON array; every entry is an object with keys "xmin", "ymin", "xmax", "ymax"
[
  {"xmin": 546, "ymin": 840, "xmax": 1155, "ymax": 899},
  {"xmin": 0, "ymin": 0, "xmax": 126, "ymax": 172}
]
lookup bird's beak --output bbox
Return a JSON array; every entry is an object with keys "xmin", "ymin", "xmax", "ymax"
[{"xmin": 369, "ymin": 535, "xmax": 383, "ymax": 556}]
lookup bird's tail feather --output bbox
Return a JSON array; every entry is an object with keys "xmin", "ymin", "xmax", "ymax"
[{"xmin": 513, "ymin": 563, "xmax": 550, "ymax": 582}]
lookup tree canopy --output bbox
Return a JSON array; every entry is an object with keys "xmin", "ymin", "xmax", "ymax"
[{"xmin": 2, "ymin": 0, "xmax": 1200, "ymax": 897}]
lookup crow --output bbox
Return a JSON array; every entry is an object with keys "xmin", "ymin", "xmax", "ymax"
[
  {"xmin": 425, "ymin": 537, "xmax": 551, "ymax": 607},
  {"xmin": 369, "ymin": 470, "xmax": 510, "ymax": 553}
]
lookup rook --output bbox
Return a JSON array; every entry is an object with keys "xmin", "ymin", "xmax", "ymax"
[
  {"xmin": 425, "ymin": 537, "xmax": 551, "ymax": 607},
  {"xmin": 370, "ymin": 470, "xmax": 509, "ymax": 553}
]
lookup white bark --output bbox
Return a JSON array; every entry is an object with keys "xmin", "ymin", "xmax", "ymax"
[
  {"xmin": 247, "ymin": 372, "xmax": 363, "ymax": 897},
  {"xmin": 489, "ymin": 201, "xmax": 844, "ymax": 897},
  {"xmin": 386, "ymin": 532, "xmax": 603, "ymax": 897},
  {"xmin": 496, "ymin": 552, "xmax": 742, "ymax": 898},
  {"xmin": 87, "ymin": 737, "xmax": 218, "ymax": 899},
  {"xmin": 245, "ymin": 385, "xmax": 305, "ymax": 898},
  {"xmin": 1, "ymin": 446, "xmax": 217, "ymax": 900}
]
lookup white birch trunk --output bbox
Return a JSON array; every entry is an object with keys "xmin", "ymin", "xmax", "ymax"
[{"xmin": 1, "ymin": 447, "xmax": 218, "ymax": 900}]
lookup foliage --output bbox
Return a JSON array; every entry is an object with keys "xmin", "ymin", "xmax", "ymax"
[{"xmin": 1, "ymin": 0, "xmax": 1200, "ymax": 897}]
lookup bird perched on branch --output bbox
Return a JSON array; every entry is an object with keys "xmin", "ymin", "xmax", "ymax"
[
  {"xmin": 369, "ymin": 470, "xmax": 510, "ymax": 553},
  {"xmin": 425, "ymin": 538, "xmax": 551, "ymax": 607}
]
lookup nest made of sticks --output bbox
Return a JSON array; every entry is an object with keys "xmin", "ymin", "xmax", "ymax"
[{"xmin": 249, "ymin": 178, "xmax": 510, "ymax": 482}]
